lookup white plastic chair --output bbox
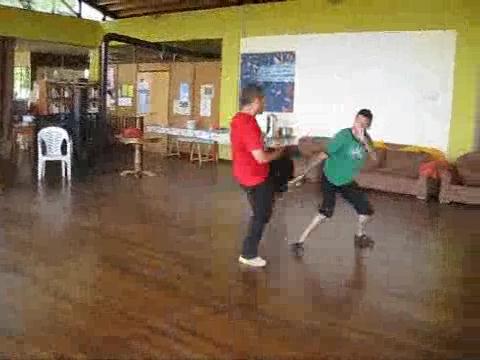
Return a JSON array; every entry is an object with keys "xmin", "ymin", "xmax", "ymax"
[{"xmin": 37, "ymin": 126, "xmax": 72, "ymax": 181}]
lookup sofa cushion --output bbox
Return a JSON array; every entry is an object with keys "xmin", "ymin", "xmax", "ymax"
[
  {"xmin": 362, "ymin": 148, "xmax": 386, "ymax": 172},
  {"xmin": 298, "ymin": 137, "xmax": 329, "ymax": 157},
  {"xmin": 383, "ymin": 150, "xmax": 430, "ymax": 178},
  {"xmin": 376, "ymin": 167, "xmax": 418, "ymax": 179},
  {"xmin": 456, "ymin": 151, "xmax": 480, "ymax": 186},
  {"xmin": 357, "ymin": 171, "xmax": 421, "ymax": 195}
]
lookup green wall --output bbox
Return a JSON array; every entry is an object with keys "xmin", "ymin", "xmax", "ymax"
[
  {"xmin": 105, "ymin": 0, "xmax": 480, "ymax": 159},
  {"xmin": 0, "ymin": 1, "xmax": 478, "ymax": 159},
  {"xmin": 0, "ymin": 5, "xmax": 103, "ymax": 47}
]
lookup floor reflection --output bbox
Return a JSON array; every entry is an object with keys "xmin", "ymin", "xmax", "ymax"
[{"xmin": 0, "ymin": 154, "xmax": 477, "ymax": 359}]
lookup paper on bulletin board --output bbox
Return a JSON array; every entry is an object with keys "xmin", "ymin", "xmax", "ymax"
[
  {"xmin": 127, "ymin": 85, "xmax": 134, "ymax": 98},
  {"xmin": 137, "ymin": 79, "xmax": 150, "ymax": 114},
  {"xmin": 200, "ymin": 98, "xmax": 212, "ymax": 117},
  {"xmin": 121, "ymin": 84, "xmax": 129, "ymax": 97},
  {"xmin": 179, "ymin": 82, "xmax": 190, "ymax": 102},
  {"xmin": 118, "ymin": 97, "xmax": 132, "ymax": 107},
  {"xmin": 173, "ymin": 99, "xmax": 191, "ymax": 115},
  {"xmin": 201, "ymin": 84, "xmax": 214, "ymax": 98},
  {"xmin": 200, "ymin": 84, "xmax": 214, "ymax": 117}
]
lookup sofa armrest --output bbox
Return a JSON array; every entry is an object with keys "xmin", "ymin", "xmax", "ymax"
[
  {"xmin": 416, "ymin": 175, "xmax": 429, "ymax": 200},
  {"xmin": 439, "ymin": 168, "xmax": 453, "ymax": 185},
  {"xmin": 439, "ymin": 168, "xmax": 454, "ymax": 204}
]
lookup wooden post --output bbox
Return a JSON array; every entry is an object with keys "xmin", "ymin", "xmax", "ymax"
[
  {"xmin": 136, "ymin": 115, "xmax": 144, "ymax": 175},
  {"xmin": 134, "ymin": 143, "xmax": 142, "ymax": 174}
]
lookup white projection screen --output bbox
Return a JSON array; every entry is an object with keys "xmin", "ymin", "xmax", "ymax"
[{"xmin": 241, "ymin": 31, "xmax": 457, "ymax": 151}]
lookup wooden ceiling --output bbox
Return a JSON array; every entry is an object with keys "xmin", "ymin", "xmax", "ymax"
[
  {"xmin": 108, "ymin": 39, "xmax": 222, "ymax": 63},
  {"xmin": 84, "ymin": 0, "xmax": 285, "ymax": 19}
]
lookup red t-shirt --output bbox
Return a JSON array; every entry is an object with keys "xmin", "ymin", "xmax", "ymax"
[{"xmin": 230, "ymin": 112, "xmax": 269, "ymax": 186}]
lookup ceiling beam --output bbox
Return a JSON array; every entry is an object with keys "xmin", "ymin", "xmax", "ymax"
[
  {"xmin": 97, "ymin": 0, "xmax": 178, "ymax": 6},
  {"xmin": 89, "ymin": 0, "xmax": 284, "ymax": 19},
  {"xmin": 116, "ymin": 0, "xmax": 246, "ymax": 18},
  {"xmin": 103, "ymin": 33, "xmax": 220, "ymax": 59},
  {"xmin": 107, "ymin": 0, "xmax": 181, "ymax": 12},
  {"xmin": 97, "ymin": 0, "xmax": 123, "ymax": 5}
]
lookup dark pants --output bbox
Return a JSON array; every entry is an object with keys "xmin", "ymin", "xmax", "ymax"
[
  {"xmin": 239, "ymin": 154, "xmax": 293, "ymax": 259},
  {"xmin": 318, "ymin": 175, "xmax": 374, "ymax": 218},
  {"xmin": 270, "ymin": 153, "xmax": 294, "ymax": 193},
  {"xmin": 241, "ymin": 178, "xmax": 275, "ymax": 259}
]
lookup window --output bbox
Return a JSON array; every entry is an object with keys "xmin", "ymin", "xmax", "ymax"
[
  {"xmin": 0, "ymin": 0, "xmax": 111, "ymax": 20},
  {"xmin": 0, "ymin": 0, "xmax": 79, "ymax": 16},
  {"xmin": 80, "ymin": 1, "xmax": 105, "ymax": 21},
  {"xmin": 14, "ymin": 66, "xmax": 31, "ymax": 100}
]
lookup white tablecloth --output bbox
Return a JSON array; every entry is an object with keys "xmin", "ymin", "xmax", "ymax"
[
  {"xmin": 145, "ymin": 125, "xmax": 299, "ymax": 147},
  {"xmin": 146, "ymin": 126, "xmax": 231, "ymax": 145}
]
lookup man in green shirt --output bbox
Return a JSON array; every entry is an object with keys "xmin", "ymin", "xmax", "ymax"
[{"xmin": 292, "ymin": 109, "xmax": 376, "ymax": 251}]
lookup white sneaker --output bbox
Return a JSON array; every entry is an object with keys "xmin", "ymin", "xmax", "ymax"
[{"xmin": 238, "ymin": 256, "xmax": 267, "ymax": 267}]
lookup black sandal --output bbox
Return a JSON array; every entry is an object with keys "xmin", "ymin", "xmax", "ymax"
[
  {"xmin": 354, "ymin": 234, "xmax": 375, "ymax": 248},
  {"xmin": 290, "ymin": 242, "xmax": 305, "ymax": 256}
]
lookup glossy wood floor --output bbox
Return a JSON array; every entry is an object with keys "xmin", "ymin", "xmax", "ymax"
[{"xmin": 0, "ymin": 151, "xmax": 479, "ymax": 359}]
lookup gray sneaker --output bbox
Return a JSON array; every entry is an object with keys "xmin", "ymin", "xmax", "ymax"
[{"xmin": 238, "ymin": 256, "xmax": 267, "ymax": 267}]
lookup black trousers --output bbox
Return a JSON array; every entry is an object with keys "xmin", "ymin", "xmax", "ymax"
[
  {"xmin": 270, "ymin": 153, "xmax": 294, "ymax": 193},
  {"xmin": 318, "ymin": 175, "xmax": 374, "ymax": 218},
  {"xmin": 241, "ymin": 178, "xmax": 275, "ymax": 259},
  {"xmin": 239, "ymin": 154, "xmax": 294, "ymax": 259}
]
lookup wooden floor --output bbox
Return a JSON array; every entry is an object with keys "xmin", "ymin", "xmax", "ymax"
[{"xmin": 0, "ymin": 151, "xmax": 479, "ymax": 359}]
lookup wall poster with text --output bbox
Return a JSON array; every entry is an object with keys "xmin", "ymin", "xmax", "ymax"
[{"xmin": 240, "ymin": 51, "xmax": 295, "ymax": 113}]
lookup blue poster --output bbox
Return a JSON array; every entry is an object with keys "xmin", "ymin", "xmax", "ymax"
[
  {"xmin": 240, "ymin": 51, "xmax": 295, "ymax": 113},
  {"xmin": 137, "ymin": 79, "xmax": 150, "ymax": 114},
  {"xmin": 179, "ymin": 82, "xmax": 190, "ymax": 102}
]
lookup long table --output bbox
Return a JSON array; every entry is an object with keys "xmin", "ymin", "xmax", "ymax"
[
  {"xmin": 145, "ymin": 125, "xmax": 231, "ymax": 145},
  {"xmin": 145, "ymin": 125, "xmax": 299, "ymax": 148}
]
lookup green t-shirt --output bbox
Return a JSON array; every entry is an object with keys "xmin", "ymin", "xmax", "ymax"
[{"xmin": 323, "ymin": 128, "xmax": 369, "ymax": 186}]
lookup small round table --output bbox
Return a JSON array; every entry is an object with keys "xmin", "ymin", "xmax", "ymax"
[{"xmin": 116, "ymin": 135, "xmax": 162, "ymax": 178}]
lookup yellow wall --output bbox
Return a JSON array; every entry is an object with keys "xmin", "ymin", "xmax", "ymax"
[
  {"xmin": 0, "ymin": 5, "xmax": 103, "ymax": 47},
  {"xmin": 105, "ymin": 0, "xmax": 480, "ymax": 159},
  {"xmin": 0, "ymin": 1, "xmax": 478, "ymax": 159}
]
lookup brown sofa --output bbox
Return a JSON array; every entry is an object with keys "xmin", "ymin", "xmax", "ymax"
[
  {"xmin": 295, "ymin": 136, "xmax": 439, "ymax": 200},
  {"xmin": 439, "ymin": 151, "xmax": 480, "ymax": 205},
  {"xmin": 294, "ymin": 137, "xmax": 329, "ymax": 182}
]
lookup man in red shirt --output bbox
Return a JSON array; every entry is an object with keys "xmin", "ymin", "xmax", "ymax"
[{"xmin": 230, "ymin": 85, "xmax": 284, "ymax": 267}]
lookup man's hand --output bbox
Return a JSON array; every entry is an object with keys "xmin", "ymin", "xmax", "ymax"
[
  {"xmin": 360, "ymin": 135, "xmax": 377, "ymax": 161},
  {"xmin": 357, "ymin": 129, "xmax": 366, "ymax": 144},
  {"xmin": 270, "ymin": 147, "xmax": 286, "ymax": 162},
  {"xmin": 353, "ymin": 127, "xmax": 377, "ymax": 161},
  {"xmin": 307, "ymin": 152, "xmax": 328, "ymax": 166},
  {"xmin": 353, "ymin": 127, "xmax": 367, "ymax": 144},
  {"xmin": 315, "ymin": 152, "xmax": 329, "ymax": 162},
  {"xmin": 251, "ymin": 147, "xmax": 285, "ymax": 164},
  {"xmin": 287, "ymin": 151, "xmax": 327, "ymax": 189}
]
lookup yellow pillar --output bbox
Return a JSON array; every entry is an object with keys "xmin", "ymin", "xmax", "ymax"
[{"xmin": 88, "ymin": 49, "xmax": 100, "ymax": 82}]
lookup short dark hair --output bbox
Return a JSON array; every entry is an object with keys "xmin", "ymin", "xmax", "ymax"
[
  {"xmin": 357, "ymin": 109, "xmax": 373, "ymax": 122},
  {"xmin": 240, "ymin": 84, "xmax": 264, "ymax": 107}
]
